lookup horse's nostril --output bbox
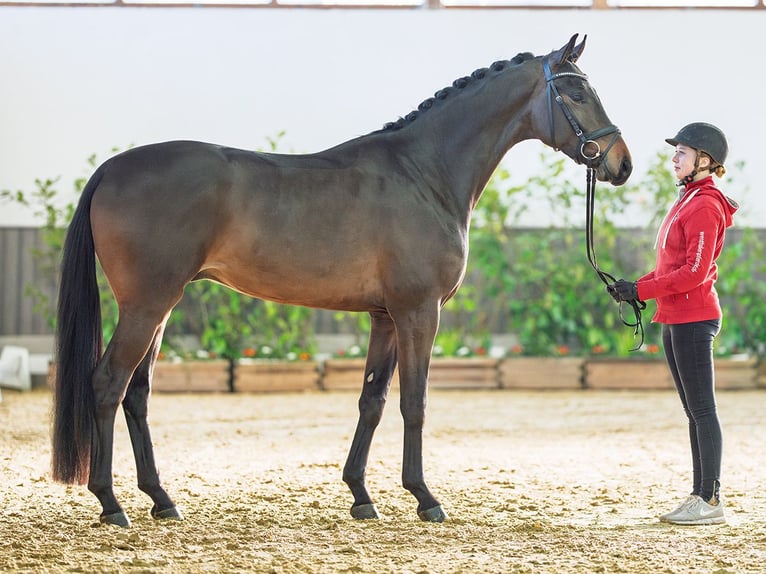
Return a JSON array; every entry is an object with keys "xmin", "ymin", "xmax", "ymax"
[{"xmin": 622, "ymin": 157, "xmax": 633, "ymax": 175}]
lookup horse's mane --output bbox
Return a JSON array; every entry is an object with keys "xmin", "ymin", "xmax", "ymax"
[{"xmin": 379, "ymin": 52, "xmax": 536, "ymax": 133}]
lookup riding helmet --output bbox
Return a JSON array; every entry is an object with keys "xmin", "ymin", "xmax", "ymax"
[{"xmin": 665, "ymin": 122, "xmax": 728, "ymax": 166}]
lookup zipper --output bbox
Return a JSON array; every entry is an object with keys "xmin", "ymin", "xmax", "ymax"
[{"xmin": 655, "ymin": 189, "xmax": 700, "ymax": 250}]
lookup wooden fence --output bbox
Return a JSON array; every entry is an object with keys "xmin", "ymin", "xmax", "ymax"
[{"xmin": 0, "ymin": 228, "xmax": 57, "ymax": 335}]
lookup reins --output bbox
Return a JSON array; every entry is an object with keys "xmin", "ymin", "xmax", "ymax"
[
  {"xmin": 585, "ymin": 166, "xmax": 647, "ymax": 350},
  {"xmin": 543, "ymin": 56, "xmax": 647, "ymax": 351}
]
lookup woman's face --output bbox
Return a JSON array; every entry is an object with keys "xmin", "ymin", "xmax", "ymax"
[{"xmin": 672, "ymin": 144, "xmax": 697, "ymax": 181}]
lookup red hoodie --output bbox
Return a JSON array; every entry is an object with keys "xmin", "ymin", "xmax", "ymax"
[{"xmin": 636, "ymin": 176, "xmax": 738, "ymax": 325}]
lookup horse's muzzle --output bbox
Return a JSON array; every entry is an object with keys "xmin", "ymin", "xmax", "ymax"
[{"xmin": 609, "ymin": 155, "xmax": 632, "ymax": 186}]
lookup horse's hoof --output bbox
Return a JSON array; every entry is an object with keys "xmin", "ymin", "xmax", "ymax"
[
  {"xmin": 151, "ymin": 505, "xmax": 184, "ymax": 521},
  {"xmin": 100, "ymin": 511, "xmax": 131, "ymax": 528},
  {"xmin": 418, "ymin": 505, "xmax": 448, "ymax": 523},
  {"xmin": 350, "ymin": 503, "xmax": 380, "ymax": 520}
]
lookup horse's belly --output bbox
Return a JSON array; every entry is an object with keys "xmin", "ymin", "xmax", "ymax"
[{"xmin": 199, "ymin": 256, "xmax": 386, "ymax": 312}]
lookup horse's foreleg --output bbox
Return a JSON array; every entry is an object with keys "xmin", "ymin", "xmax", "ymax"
[
  {"xmin": 88, "ymin": 314, "xmax": 162, "ymax": 528},
  {"xmin": 343, "ymin": 311, "xmax": 398, "ymax": 519},
  {"xmin": 122, "ymin": 323, "xmax": 182, "ymax": 522},
  {"xmin": 394, "ymin": 302, "xmax": 447, "ymax": 522}
]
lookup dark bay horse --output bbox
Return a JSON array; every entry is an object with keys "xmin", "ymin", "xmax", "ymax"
[{"xmin": 52, "ymin": 34, "xmax": 631, "ymax": 527}]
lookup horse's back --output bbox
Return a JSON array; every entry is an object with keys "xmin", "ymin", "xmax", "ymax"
[{"xmin": 88, "ymin": 139, "xmax": 468, "ymax": 312}]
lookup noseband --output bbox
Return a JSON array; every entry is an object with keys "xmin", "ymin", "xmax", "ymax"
[{"xmin": 543, "ymin": 56, "xmax": 646, "ymax": 351}]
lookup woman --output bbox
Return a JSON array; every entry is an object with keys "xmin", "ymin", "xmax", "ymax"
[{"xmin": 608, "ymin": 122, "xmax": 737, "ymax": 525}]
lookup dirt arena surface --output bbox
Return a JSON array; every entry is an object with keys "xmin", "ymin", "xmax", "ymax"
[{"xmin": 2, "ymin": 387, "xmax": 765, "ymax": 573}]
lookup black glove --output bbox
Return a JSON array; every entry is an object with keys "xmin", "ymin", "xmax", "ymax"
[{"xmin": 608, "ymin": 279, "xmax": 639, "ymax": 302}]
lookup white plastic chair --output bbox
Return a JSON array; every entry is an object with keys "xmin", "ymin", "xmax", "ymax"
[{"xmin": 0, "ymin": 345, "xmax": 32, "ymax": 392}]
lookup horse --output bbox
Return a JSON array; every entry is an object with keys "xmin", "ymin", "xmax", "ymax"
[{"xmin": 51, "ymin": 34, "xmax": 632, "ymax": 528}]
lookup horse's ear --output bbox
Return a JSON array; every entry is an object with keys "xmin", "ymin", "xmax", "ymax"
[
  {"xmin": 570, "ymin": 35, "xmax": 587, "ymax": 63},
  {"xmin": 551, "ymin": 34, "xmax": 584, "ymax": 66}
]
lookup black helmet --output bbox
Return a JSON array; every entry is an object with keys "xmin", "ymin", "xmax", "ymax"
[{"xmin": 665, "ymin": 122, "xmax": 728, "ymax": 166}]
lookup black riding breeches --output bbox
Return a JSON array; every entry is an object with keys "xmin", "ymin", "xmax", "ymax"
[{"xmin": 662, "ymin": 319, "xmax": 722, "ymax": 501}]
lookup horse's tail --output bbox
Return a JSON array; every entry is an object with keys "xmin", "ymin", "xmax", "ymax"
[{"xmin": 51, "ymin": 162, "xmax": 108, "ymax": 485}]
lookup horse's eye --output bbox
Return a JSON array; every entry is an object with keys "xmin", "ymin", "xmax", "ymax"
[{"xmin": 571, "ymin": 92, "xmax": 585, "ymax": 103}]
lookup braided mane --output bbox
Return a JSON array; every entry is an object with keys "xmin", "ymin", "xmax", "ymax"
[{"xmin": 380, "ymin": 52, "xmax": 536, "ymax": 132}]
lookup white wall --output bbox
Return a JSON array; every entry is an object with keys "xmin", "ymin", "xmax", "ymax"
[{"xmin": 1, "ymin": 7, "xmax": 763, "ymax": 227}]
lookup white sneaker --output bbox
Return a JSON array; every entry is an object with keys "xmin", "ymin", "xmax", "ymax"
[
  {"xmin": 663, "ymin": 495, "xmax": 726, "ymax": 525},
  {"xmin": 659, "ymin": 495, "xmax": 699, "ymax": 523}
]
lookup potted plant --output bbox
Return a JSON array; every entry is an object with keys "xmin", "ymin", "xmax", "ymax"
[
  {"xmin": 168, "ymin": 284, "xmax": 320, "ymax": 393},
  {"xmin": 234, "ymin": 300, "xmax": 320, "ymax": 393},
  {"xmin": 236, "ymin": 346, "xmax": 319, "ymax": 393}
]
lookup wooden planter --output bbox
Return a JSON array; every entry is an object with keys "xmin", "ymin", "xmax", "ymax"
[
  {"xmin": 235, "ymin": 359, "xmax": 320, "ymax": 393},
  {"xmin": 46, "ymin": 361, "xmax": 56, "ymax": 388},
  {"xmin": 153, "ymin": 360, "xmax": 230, "ymax": 393},
  {"xmin": 584, "ymin": 356, "xmax": 759, "ymax": 391},
  {"xmin": 584, "ymin": 357, "xmax": 673, "ymax": 390},
  {"xmin": 499, "ymin": 357, "xmax": 584, "ymax": 390},
  {"xmin": 321, "ymin": 358, "xmax": 368, "ymax": 391},
  {"xmin": 758, "ymin": 359, "xmax": 766, "ymax": 389},
  {"xmin": 714, "ymin": 356, "xmax": 758, "ymax": 390},
  {"xmin": 46, "ymin": 361, "xmax": 230, "ymax": 392},
  {"xmin": 321, "ymin": 357, "xmax": 500, "ymax": 391},
  {"xmin": 428, "ymin": 357, "xmax": 500, "ymax": 389}
]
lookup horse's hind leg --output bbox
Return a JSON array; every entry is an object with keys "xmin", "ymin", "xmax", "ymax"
[
  {"xmin": 122, "ymin": 321, "xmax": 182, "ymax": 522},
  {"xmin": 343, "ymin": 311, "xmax": 398, "ymax": 519},
  {"xmin": 88, "ymin": 309, "xmax": 167, "ymax": 528}
]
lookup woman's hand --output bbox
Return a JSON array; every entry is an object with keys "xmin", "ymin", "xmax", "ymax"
[{"xmin": 606, "ymin": 279, "xmax": 638, "ymax": 302}]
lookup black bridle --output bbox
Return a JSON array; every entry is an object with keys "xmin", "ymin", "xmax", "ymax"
[{"xmin": 543, "ymin": 56, "xmax": 646, "ymax": 350}]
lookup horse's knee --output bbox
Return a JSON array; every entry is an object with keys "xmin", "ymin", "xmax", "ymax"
[{"xmin": 358, "ymin": 395, "xmax": 386, "ymax": 428}]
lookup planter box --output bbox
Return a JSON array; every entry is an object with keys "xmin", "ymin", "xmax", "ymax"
[
  {"xmin": 235, "ymin": 360, "xmax": 320, "ymax": 393},
  {"xmin": 758, "ymin": 360, "xmax": 766, "ymax": 389},
  {"xmin": 46, "ymin": 361, "xmax": 231, "ymax": 392},
  {"xmin": 46, "ymin": 362, "xmax": 56, "ymax": 388},
  {"xmin": 499, "ymin": 357, "xmax": 584, "ymax": 389},
  {"xmin": 714, "ymin": 356, "xmax": 758, "ymax": 390},
  {"xmin": 321, "ymin": 358, "xmax": 368, "ymax": 391},
  {"xmin": 153, "ymin": 360, "xmax": 230, "ymax": 393},
  {"xmin": 585, "ymin": 356, "xmax": 759, "ymax": 391},
  {"xmin": 321, "ymin": 357, "xmax": 500, "ymax": 391},
  {"xmin": 584, "ymin": 357, "xmax": 673, "ymax": 390},
  {"xmin": 428, "ymin": 357, "xmax": 499, "ymax": 389}
]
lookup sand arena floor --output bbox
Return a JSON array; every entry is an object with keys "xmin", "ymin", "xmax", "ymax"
[{"xmin": 1, "ymin": 387, "xmax": 765, "ymax": 573}]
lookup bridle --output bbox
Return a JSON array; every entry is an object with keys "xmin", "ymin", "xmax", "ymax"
[
  {"xmin": 543, "ymin": 56, "xmax": 621, "ymax": 171},
  {"xmin": 543, "ymin": 56, "xmax": 646, "ymax": 350}
]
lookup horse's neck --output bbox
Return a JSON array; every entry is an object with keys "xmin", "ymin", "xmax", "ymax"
[{"xmin": 394, "ymin": 68, "xmax": 538, "ymax": 223}]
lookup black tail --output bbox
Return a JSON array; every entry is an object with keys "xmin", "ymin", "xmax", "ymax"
[{"xmin": 51, "ymin": 163, "xmax": 107, "ymax": 485}]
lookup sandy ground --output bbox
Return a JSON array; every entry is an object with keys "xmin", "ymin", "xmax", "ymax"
[{"xmin": 1, "ymin": 387, "xmax": 765, "ymax": 574}]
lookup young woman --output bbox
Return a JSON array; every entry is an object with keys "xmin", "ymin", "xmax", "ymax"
[{"xmin": 608, "ymin": 122, "xmax": 738, "ymax": 525}]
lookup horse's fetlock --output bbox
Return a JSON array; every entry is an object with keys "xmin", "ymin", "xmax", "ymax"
[
  {"xmin": 87, "ymin": 481, "xmax": 109, "ymax": 499},
  {"xmin": 342, "ymin": 471, "xmax": 360, "ymax": 487},
  {"xmin": 401, "ymin": 477, "xmax": 423, "ymax": 495},
  {"xmin": 137, "ymin": 481, "xmax": 160, "ymax": 496}
]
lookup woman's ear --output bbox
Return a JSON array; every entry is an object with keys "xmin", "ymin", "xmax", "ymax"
[{"xmin": 698, "ymin": 153, "xmax": 712, "ymax": 170}]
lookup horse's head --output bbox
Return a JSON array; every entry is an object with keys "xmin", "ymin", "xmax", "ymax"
[{"xmin": 532, "ymin": 34, "xmax": 632, "ymax": 186}]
